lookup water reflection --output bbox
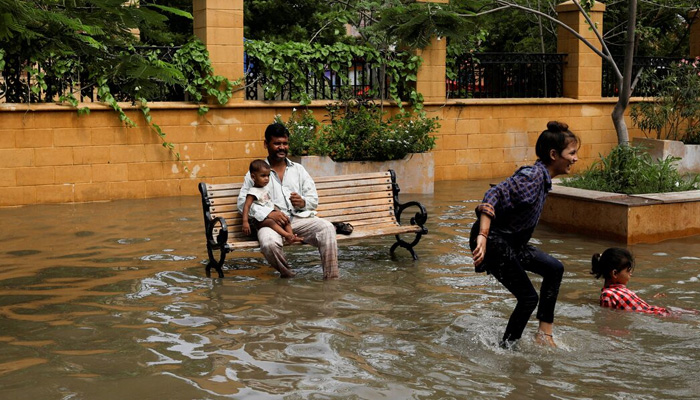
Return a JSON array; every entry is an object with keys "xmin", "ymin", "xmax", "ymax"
[{"xmin": 0, "ymin": 181, "xmax": 698, "ymax": 399}]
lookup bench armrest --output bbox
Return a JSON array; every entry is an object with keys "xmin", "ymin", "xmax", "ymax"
[
  {"xmin": 395, "ymin": 201, "xmax": 428, "ymax": 234},
  {"xmin": 205, "ymin": 216, "xmax": 229, "ymax": 249}
]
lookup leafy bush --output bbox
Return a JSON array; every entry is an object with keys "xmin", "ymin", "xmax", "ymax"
[
  {"xmin": 630, "ymin": 58, "xmax": 700, "ymax": 144},
  {"xmin": 561, "ymin": 145, "xmax": 699, "ymax": 194},
  {"xmin": 279, "ymin": 101, "xmax": 439, "ymax": 162}
]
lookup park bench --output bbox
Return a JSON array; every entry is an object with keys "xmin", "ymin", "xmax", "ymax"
[{"xmin": 198, "ymin": 170, "xmax": 429, "ymax": 278}]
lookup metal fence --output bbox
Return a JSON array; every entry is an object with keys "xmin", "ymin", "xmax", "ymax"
[
  {"xmin": 244, "ymin": 56, "xmax": 403, "ymax": 101},
  {"xmin": 447, "ymin": 53, "xmax": 567, "ymax": 99},
  {"xmin": 0, "ymin": 46, "xmax": 185, "ymax": 103},
  {"xmin": 601, "ymin": 56, "xmax": 687, "ymax": 98}
]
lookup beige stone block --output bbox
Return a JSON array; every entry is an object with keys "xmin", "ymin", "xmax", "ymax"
[
  {"xmin": 479, "ymin": 118, "xmax": 500, "ymax": 134},
  {"xmin": 0, "ymin": 169, "xmax": 15, "ymax": 187},
  {"xmin": 0, "ymin": 130, "xmax": 16, "ymax": 148},
  {"xmin": 35, "ymin": 147, "xmax": 73, "ymax": 166},
  {"xmin": 468, "ymin": 163, "xmax": 493, "ymax": 180},
  {"xmin": 32, "ymin": 112, "xmax": 77, "ymax": 129},
  {"xmin": 16, "ymin": 129, "xmax": 53, "ymax": 148},
  {"xmin": 492, "ymin": 162, "xmax": 519, "ymax": 178},
  {"xmin": 179, "ymin": 178, "xmax": 202, "ymax": 196},
  {"xmin": 110, "ymin": 145, "xmax": 146, "ymax": 163},
  {"xmin": 74, "ymin": 183, "xmax": 111, "ymax": 203},
  {"xmin": 0, "ymin": 186, "xmax": 36, "ymax": 207},
  {"xmin": 468, "ymin": 133, "xmax": 492, "ymax": 149},
  {"xmin": 195, "ymin": 159, "xmax": 231, "ymax": 178},
  {"xmin": 109, "ymin": 181, "xmax": 146, "ymax": 199},
  {"xmin": 128, "ymin": 162, "xmax": 164, "ymax": 181},
  {"xmin": 54, "ymin": 128, "xmax": 91, "ymax": 147},
  {"xmin": 504, "ymin": 147, "xmax": 530, "ymax": 163},
  {"xmin": 74, "ymin": 146, "xmax": 111, "ymax": 164},
  {"xmin": 195, "ymin": 124, "xmax": 229, "ymax": 142},
  {"xmin": 145, "ymin": 144, "xmax": 176, "ymax": 162},
  {"xmin": 17, "ymin": 166, "xmax": 54, "ymax": 186},
  {"xmin": 213, "ymin": 141, "xmax": 260, "ymax": 159},
  {"xmin": 440, "ymin": 135, "xmax": 469, "ymax": 150},
  {"xmin": 479, "ymin": 148, "xmax": 505, "ymax": 164},
  {"xmin": 92, "ymin": 164, "xmax": 128, "ymax": 182},
  {"xmin": 91, "ymin": 128, "xmax": 116, "ymax": 145},
  {"xmin": 146, "ymin": 180, "xmax": 181, "ymax": 198},
  {"xmin": 0, "ymin": 148, "xmax": 33, "ymax": 168},
  {"xmin": 36, "ymin": 184, "xmax": 74, "ymax": 204},
  {"xmin": 455, "ymin": 149, "xmax": 478, "ymax": 164},
  {"xmin": 55, "ymin": 165, "xmax": 92, "ymax": 184}
]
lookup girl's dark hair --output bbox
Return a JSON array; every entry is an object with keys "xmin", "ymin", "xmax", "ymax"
[
  {"xmin": 249, "ymin": 159, "xmax": 270, "ymax": 174},
  {"xmin": 590, "ymin": 247, "xmax": 634, "ymax": 279},
  {"xmin": 535, "ymin": 121, "xmax": 580, "ymax": 165}
]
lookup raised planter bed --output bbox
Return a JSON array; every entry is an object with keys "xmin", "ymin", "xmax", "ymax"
[
  {"xmin": 289, "ymin": 153, "xmax": 434, "ymax": 194},
  {"xmin": 633, "ymin": 137, "xmax": 700, "ymax": 175},
  {"xmin": 540, "ymin": 184, "xmax": 700, "ymax": 244}
]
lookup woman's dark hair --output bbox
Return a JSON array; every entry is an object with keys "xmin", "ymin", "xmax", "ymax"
[
  {"xmin": 590, "ymin": 247, "xmax": 634, "ymax": 279},
  {"xmin": 535, "ymin": 121, "xmax": 580, "ymax": 165},
  {"xmin": 249, "ymin": 159, "xmax": 270, "ymax": 174},
  {"xmin": 264, "ymin": 122, "xmax": 290, "ymax": 142}
]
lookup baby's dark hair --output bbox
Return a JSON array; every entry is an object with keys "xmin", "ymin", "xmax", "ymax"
[
  {"xmin": 590, "ymin": 247, "xmax": 634, "ymax": 279},
  {"xmin": 249, "ymin": 159, "xmax": 270, "ymax": 174},
  {"xmin": 535, "ymin": 121, "xmax": 580, "ymax": 165}
]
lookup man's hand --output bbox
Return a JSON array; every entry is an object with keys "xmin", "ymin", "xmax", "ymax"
[
  {"xmin": 289, "ymin": 192, "xmax": 305, "ymax": 209},
  {"xmin": 267, "ymin": 210, "xmax": 290, "ymax": 227}
]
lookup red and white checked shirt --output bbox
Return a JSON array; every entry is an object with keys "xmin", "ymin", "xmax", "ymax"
[{"xmin": 600, "ymin": 284, "xmax": 669, "ymax": 315}]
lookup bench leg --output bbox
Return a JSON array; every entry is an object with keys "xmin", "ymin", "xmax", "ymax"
[
  {"xmin": 206, "ymin": 245, "xmax": 226, "ymax": 278},
  {"xmin": 390, "ymin": 241, "xmax": 418, "ymax": 260}
]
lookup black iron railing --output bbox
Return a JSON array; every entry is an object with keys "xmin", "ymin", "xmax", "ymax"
[
  {"xmin": 244, "ymin": 56, "xmax": 403, "ymax": 101},
  {"xmin": 0, "ymin": 45, "xmax": 185, "ymax": 103},
  {"xmin": 447, "ymin": 53, "xmax": 567, "ymax": 99},
  {"xmin": 601, "ymin": 56, "xmax": 687, "ymax": 98}
]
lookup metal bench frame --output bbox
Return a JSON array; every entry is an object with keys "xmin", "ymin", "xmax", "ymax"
[{"xmin": 198, "ymin": 170, "xmax": 428, "ymax": 278}]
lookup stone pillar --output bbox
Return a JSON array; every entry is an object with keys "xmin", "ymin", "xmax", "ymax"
[
  {"xmin": 193, "ymin": 0, "xmax": 245, "ymax": 103},
  {"xmin": 690, "ymin": 10, "xmax": 700, "ymax": 58},
  {"xmin": 415, "ymin": 0, "xmax": 449, "ymax": 103},
  {"xmin": 556, "ymin": 1, "xmax": 606, "ymax": 99}
]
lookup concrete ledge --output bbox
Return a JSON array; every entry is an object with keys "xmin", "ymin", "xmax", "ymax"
[{"xmin": 541, "ymin": 184, "xmax": 700, "ymax": 243}]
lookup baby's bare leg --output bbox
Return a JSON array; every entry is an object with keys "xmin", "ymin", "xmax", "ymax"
[
  {"xmin": 259, "ymin": 218, "xmax": 295, "ymax": 242},
  {"xmin": 284, "ymin": 223, "xmax": 304, "ymax": 244}
]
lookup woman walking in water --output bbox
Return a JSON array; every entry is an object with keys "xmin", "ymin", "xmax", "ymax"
[{"xmin": 470, "ymin": 121, "xmax": 579, "ymax": 349}]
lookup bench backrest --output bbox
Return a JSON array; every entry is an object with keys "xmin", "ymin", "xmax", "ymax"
[{"xmin": 199, "ymin": 171, "xmax": 399, "ymax": 242}]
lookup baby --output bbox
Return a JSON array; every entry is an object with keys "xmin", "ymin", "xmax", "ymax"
[{"xmin": 241, "ymin": 159, "xmax": 302, "ymax": 244}]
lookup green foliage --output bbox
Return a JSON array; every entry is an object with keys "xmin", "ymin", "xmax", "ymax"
[
  {"xmin": 280, "ymin": 101, "xmax": 439, "ymax": 162},
  {"xmin": 562, "ymin": 145, "xmax": 700, "ymax": 194},
  {"xmin": 244, "ymin": 40, "xmax": 421, "ymax": 107},
  {"xmin": 631, "ymin": 59, "xmax": 700, "ymax": 144}
]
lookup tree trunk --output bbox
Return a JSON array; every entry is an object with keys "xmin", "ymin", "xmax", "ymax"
[{"xmin": 611, "ymin": 0, "xmax": 638, "ymax": 145}]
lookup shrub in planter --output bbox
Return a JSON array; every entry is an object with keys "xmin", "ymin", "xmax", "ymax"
[
  {"xmin": 279, "ymin": 100, "xmax": 439, "ymax": 162},
  {"xmin": 561, "ymin": 145, "xmax": 700, "ymax": 194},
  {"xmin": 630, "ymin": 58, "xmax": 700, "ymax": 144}
]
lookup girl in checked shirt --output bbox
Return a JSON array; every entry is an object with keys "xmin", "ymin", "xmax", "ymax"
[{"xmin": 591, "ymin": 247, "xmax": 670, "ymax": 315}]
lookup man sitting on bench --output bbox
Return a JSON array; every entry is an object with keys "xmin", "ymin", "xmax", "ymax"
[{"xmin": 237, "ymin": 123, "xmax": 339, "ymax": 279}]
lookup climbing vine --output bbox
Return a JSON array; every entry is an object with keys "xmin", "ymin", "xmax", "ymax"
[{"xmin": 244, "ymin": 40, "xmax": 423, "ymax": 109}]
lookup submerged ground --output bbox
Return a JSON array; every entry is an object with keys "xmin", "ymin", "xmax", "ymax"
[{"xmin": 0, "ymin": 180, "xmax": 699, "ymax": 399}]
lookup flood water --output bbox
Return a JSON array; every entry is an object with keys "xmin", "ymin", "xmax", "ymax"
[{"xmin": 1, "ymin": 180, "xmax": 699, "ymax": 399}]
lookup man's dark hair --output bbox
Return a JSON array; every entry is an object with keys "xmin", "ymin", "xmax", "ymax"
[{"xmin": 264, "ymin": 122, "xmax": 290, "ymax": 142}]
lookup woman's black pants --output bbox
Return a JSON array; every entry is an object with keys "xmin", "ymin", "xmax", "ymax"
[{"xmin": 487, "ymin": 242, "xmax": 564, "ymax": 346}]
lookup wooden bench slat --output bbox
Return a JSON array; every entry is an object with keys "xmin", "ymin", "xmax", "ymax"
[
  {"xmin": 317, "ymin": 183, "xmax": 392, "ymax": 197},
  {"xmin": 313, "ymin": 171, "xmax": 391, "ymax": 183},
  {"xmin": 315, "ymin": 177, "xmax": 392, "ymax": 190},
  {"xmin": 321, "ymin": 191, "xmax": 392, "ymax": 204},
  {"xmin": 318, "ymin": 204, "xmax": 393, "ymax": 217},
  {"xmin": 206, "ymin": 182, "xmax": 243, "ymax": 191},
  {"xmin": 317, "ymin": 198, "xmax": 395, "ymax": 212}
]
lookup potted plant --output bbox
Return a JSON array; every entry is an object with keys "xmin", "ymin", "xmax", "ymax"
[
  {"xmin": 276, "ymin": 100, "xmax": 439, "ymax": 193},
  {"xmin": 630, "ymin": 58, "xmax": 700, "ymax": 174}
]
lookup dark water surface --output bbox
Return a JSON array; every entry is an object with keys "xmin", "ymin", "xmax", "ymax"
[{"xmin": 1, "ymin": 180, "xmax": 699, "ymax": 399}]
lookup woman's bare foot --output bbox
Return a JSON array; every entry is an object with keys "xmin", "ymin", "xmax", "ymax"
[{"xmin": 534, "ymin": 330, "xmax": 557, "ymax": 347}]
